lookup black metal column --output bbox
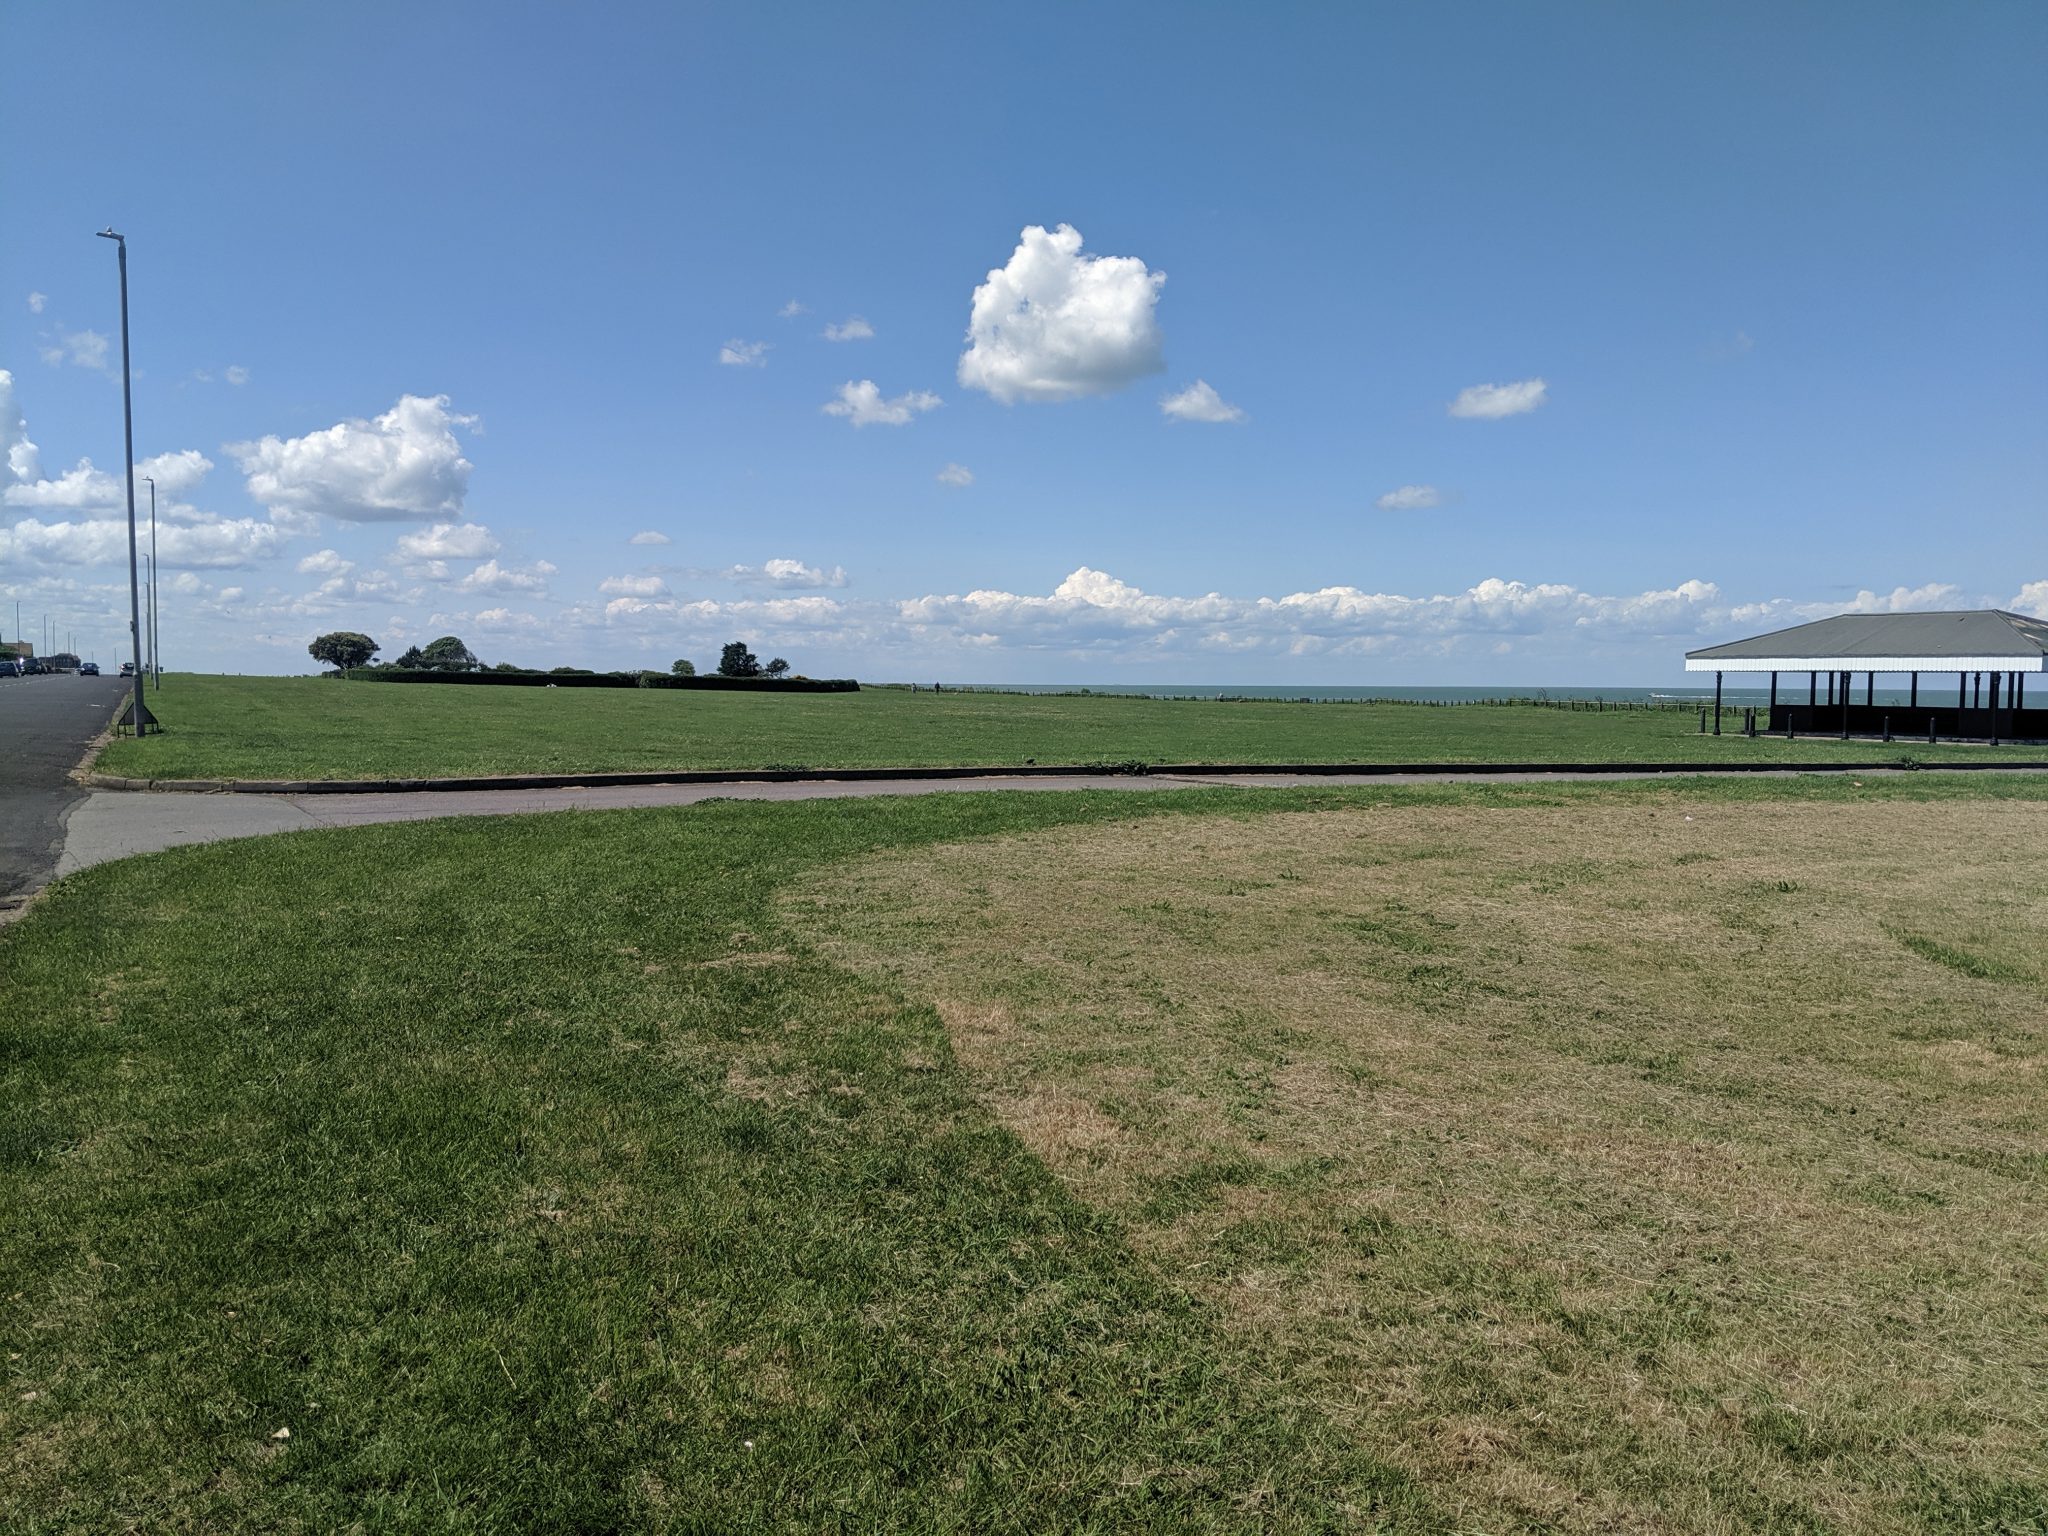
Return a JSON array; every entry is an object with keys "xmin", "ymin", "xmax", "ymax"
[
  {"xmin": 1865, "ymin": 672, "xmax": 1874, "ymax": 706},
  {"xmin": 1713, "ymin": 671, "xmax": 1722, "ymax": 735},
  {"xmin": 1909, "ymin": 672, "xmax": 1917, "ymax": 708}
]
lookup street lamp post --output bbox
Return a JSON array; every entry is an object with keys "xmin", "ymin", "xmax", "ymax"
[
  {"xmin": 98, "ymin": 227, "xmax": 146, "ymax": 736},
  {"xmin": 145, "ymin": 473, "xmax": 160, "ymax": 687}
]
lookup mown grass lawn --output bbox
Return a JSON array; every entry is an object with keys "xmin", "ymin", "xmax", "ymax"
[
  {"xmin": 5, "ymin": 775, "xmax": 2046, "ymax": 1532},
  {"xmin": 94, "ymin": 674, "xmax": 2048, "ymax": 782}
]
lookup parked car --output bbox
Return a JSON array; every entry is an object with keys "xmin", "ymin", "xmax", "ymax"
[
  {"xmin": 0, "ymin": 658, "xmax": 20, "ymax": 678},
  {"xmin": 20, "ymin": 656, "xmax": 42, "ymax": 675},
  {"xmin": 80, "ymin": 661, "xmax": 100, "ymax": 676}
]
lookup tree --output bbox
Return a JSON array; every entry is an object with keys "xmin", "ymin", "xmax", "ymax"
[
  {"xmin": 309, "ymin": 631, "xmax": 378, "ymax": 675},
  {"xmin": 670, "ymin": 658, "xmax": 697, "ymax": 677},
  {"xmin": 764, "ymin": 657, "xmax": 790, "ymax": 677},
  {"xmin": 717, "ymin": 641, "xmax": 761, "ymax": 678},
  {"xmin": 396, "ymin": 645, "xmax": 425, "ymax": 669},
  {"xmin": 419, "ymin": 635, "xmax": 481, "ymax": 672}
]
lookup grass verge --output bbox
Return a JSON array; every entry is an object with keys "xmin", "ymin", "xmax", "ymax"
[
  {"xmin": 94, "ymin": 674, "xmax": 2048, "ymax": 781},
  {"xmin": 5, "ymin": 774, "xmax": 2045, "ymax": 1531}
]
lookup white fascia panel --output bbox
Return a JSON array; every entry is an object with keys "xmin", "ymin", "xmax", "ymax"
[{"xmin": 1684, "ymin": 656, "xmax": 2046, "ymax": 673}]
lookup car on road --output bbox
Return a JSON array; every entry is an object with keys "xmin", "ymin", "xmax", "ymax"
[
  {"xmin": 20, "ymin": 657, "xmax": 42, "ymax": 675},
  {"xmin": 79, "ymin": 661, "xmax": 100, "ymax": 676},
  {"xmin": 118, "ymin": 661, "xmax": 135, "ymax": 677},
  {"xmin": 0, "ymin": 658, "xmax": 19, "ymax": 678}
]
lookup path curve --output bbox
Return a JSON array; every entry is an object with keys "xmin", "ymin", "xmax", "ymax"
[{"xmin": 52, "ymin": 764, "xmax": 2048, "ymax": 883}]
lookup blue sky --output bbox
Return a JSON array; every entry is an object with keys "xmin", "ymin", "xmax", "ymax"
[{"xmin": 4, "ymin": 1, "xmax": 2042, "ymax": 680}]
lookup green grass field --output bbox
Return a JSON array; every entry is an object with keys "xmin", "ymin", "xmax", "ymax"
[
  {"xmin": 6, "ymin": 775, "xmax": 2046, "ymax": 1531},
  {"xmin": 94, "ymin": 674, "xmax": 2047, "ymax": 781}
]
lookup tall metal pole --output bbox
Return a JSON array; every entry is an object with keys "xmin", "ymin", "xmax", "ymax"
[
  {"xmin": 98, "ymin": 228, "xmax": 146, "ymax": 737},
  {"xmin": 146, "ymin": 474, "xmax": 160, "ymax": 687}
]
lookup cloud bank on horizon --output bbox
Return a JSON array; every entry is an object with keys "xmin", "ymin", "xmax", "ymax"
[{"xmin": 3, "ymin": 361, "xmax": 2042, "ymax": 675}]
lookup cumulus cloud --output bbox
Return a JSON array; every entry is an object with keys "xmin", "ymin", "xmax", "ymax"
[
  {"xmin": 1, "ymin": 370, "xmax": 44, "ymax": 486},
  {"xmin": 456, "ymin": 558, "xmax": 555, "ymax": 595},
  {"xmin": 823, "ymin": 317, "xmax": 874, "ymax": 341},
  {"xmin": 628, "ymin": 530, "xmax": 671, "ymax": 546},
  {"xmin": 958, "ymin": 224, "xmax": 1166, "ymax": 404},
  {"xmin": 395, "ymin": 521, "xmax": 499, "ymax": 561},
  {"xmin": 1, "ymin": 515, "xmax": 286, "ymax": 571},
  {"xmin": 1375, "ymin": 484, "xmax": 1442, "ymax": 512},
  {"xmin": 225, "ymin": 365, "xmax": 250, "ymax": 386},
  {"xmin": 27, "ymin": 292, "xmax": 47, "ymax": 314},
  {"xmin": 1835, "ymin": 583, "xmax": 1966, "ymax": 615},
  {"xmin": 777, "ymin": 300, "xmax": 807, "ymax": 318},
  {"xmin": 719, "ymin": 339, "xmax": 770, "ymax": 367},
  {"xmin": 1448, "ymin": 379, "xmax": 1547, "ymax": 419},
  {"xmin": 2011, "ymin": 580, "xmax": 2048, "ymax": 619},
  {"xmin": 897, "ymin": 567, "xmax": 1730, "ymax": 657},
  {"xmin": 39, "ymin": 328, "xmax": 110, "ymax": 373},
  {"xmin": 822, "ymin": 379, "xmax": 940, "ymax": 427},
  {"xmin": 137, "ymin": 449, "xmax": 214, "ymax": 498},
  {"xmin": 936, "ymin": 463, "xmax": 974, "ymax": 487},
  {"xmin": 232, "ymin": 394, "xmax": 476, "ymax": 524},
  {"xmin": 298, "ymin": 548, "xmax": 354, "ymax": 576},
  {"xmin": 599, "ymin": 573, "xmax": 669, "ymax": 597},
  {"xmin": 1160, "ymin": 380, "xmax": 1244, "ymax": 423},
  {"xmin": 715, "ymin": 557, "xmax": 849, "ymax": 590}
]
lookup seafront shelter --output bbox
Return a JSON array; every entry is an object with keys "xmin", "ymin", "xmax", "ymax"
[{"xmin": 1684, "ymin": 610, "xmax": 2047, "ymax": 742}]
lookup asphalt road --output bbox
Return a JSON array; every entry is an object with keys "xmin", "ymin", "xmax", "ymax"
[{"xmin": 0, "ymin": 673, "xmax": 130, "ymax": 905}]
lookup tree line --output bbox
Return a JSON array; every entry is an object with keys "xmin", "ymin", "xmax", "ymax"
[{"xmin": 309, "ymin": 632, "xmax": 793, "ymax": 679}]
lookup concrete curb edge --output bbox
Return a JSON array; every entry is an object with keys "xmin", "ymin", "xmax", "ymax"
[{"xmin": 78, "ymin": 758, "xmax": 2048, "ymax": 795}]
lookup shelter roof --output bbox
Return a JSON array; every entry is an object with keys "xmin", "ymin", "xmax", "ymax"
[{"xmin": 1686, "ymin": 610, "xmax": 2048, "ymax": 671}]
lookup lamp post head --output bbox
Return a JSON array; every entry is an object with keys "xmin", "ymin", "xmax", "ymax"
[{"xmin": 96, "ymin": 227, "xmax": 124, "ymax": 241}]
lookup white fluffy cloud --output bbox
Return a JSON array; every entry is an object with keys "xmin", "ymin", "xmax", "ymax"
[
  {"xmin": 0, "ymin": 370, "xmax": 40, "ymax": 486},
  {"xmin": 1448, "ymin": 379, "xmax": 1548, "ymax": 419},
  {"xmin": 396, "ymin": 521, "xmax": 499, "ymax": 561},
  {"xmin": 719, "ymin": 339, "xmax": 770, "ymax": 367},
  {"xmin": 27, "ymin": 292, "xmax": 46, "ymax": 314},
  {"xmin": 628, "ymin": 530, "xmax": 671, "ymax": 546},
  {"xmin": 232, "ymin": 394, "xmax": 476, "ymax": 524},
  {"xmin": 777, "ymin": 300, "xmax": 807, "ymax": 319},
  {"xmin": 958, "ymin": 224, "xmax": 1166, "ymax": 404},
  {"xmin": 896, "ymin": 567, "xmax": 1732, "ymax": 657},
  {"xmin": 715, "ymin": 557, "xmax": 849, "ymax": 590},
  {"xmin": 1, "ymin": 515, "xmax": 286, "ymax": 570},
  {"xmin": 225, "ymin": 365, "xmax": 250, "ymax": 386},
  {"xmin": 599, "ymin": 573, "xmax": 669, "ymax": 597},
  {"xmin": 39, "ymin": 328, "xmax": 110, "ymax": 373},
  {"xmin": 1160, "ymin": 380, "xmax": 1244, "ymax": 423},
  {"xmin": 456, "ymin": 558, "xmax": 555, "ymax": 595},
  {"xmin": 936, "ymin": 463, "xmax": 974, "ymax": 487},
  {"xmin": 823, "ymin": 317, "xmax": 874, "ymax": 341},
  {"xmin": 2011, "ymin": 581, "xmax": 2048, "ymax": 619},
  {"xmin": 1375, "ymin": 484, "xmax": 1442, "ymax": 511},
  {"xmin": 298, "ymin": 548, "xmax": 354, "ymax": 576},
  {"xmin": 822, "ymin": 379, "xmax": 941, "ymax": 427},
  {"xmin": 1836, "ymin": 583, "xmax": 1966, "ymax": 615}
]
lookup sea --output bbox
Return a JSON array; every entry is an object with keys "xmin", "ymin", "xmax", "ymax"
[{"xmin": 909, "ymin": 682, "xmax": 1936, "ymax": 706}]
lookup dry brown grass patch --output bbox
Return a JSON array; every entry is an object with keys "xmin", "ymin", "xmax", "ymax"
[{"xmin": 787, "ymin": 795, "xmax": 2048, "ymax": 1534}]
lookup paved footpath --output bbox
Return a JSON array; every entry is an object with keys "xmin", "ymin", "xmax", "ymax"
[
  {"xmin": 52, "ymin": 763, "xmax": 2046, "ymax": 883},
  {"xmin": 0, "ymin": 673, "xmax": 130, "ymax": 904}
]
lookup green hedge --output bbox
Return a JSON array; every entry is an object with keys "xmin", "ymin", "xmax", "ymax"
[{"xmin": 348, "ymin": 668, "xmax": 857, "ymax": 692}]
